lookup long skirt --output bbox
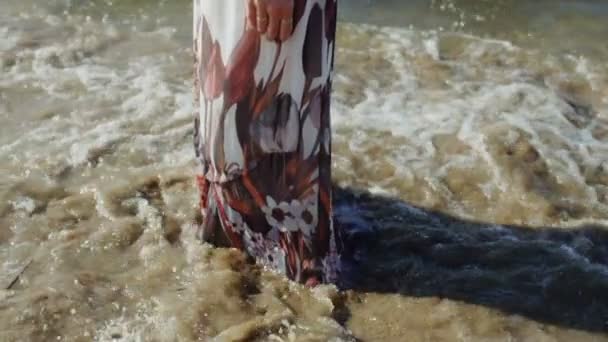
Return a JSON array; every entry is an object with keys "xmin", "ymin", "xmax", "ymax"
[{"xmin": 193, "ymin": 0, "xmax": 341, "ymax": 285}]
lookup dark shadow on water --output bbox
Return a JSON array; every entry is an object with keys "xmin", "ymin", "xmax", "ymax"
[{"xmin": 333, "ymin": 186, "xmax": 608, "ymax": 333}]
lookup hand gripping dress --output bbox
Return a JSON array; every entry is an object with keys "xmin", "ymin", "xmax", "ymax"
[{"xmin": 193, "ymin": 0, "xmax": 341, "ymax": 285}]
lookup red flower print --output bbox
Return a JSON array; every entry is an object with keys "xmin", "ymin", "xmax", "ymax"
[
  {"xmin": 224, "ymin": 28, "xmax": 261, "ymax": 106},
  {"xmin": 203, "ymin": 41, "xmax": 225, "ymax": 99}
]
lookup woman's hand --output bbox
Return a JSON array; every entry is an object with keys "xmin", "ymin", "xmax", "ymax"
[{"xmin": 247, "ymin": 0, "xmax": 294, "ymax": 42}]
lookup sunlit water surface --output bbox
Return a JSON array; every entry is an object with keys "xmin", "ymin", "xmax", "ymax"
[{"xmin": 1, "ymin": 0, "xmax": 608, "ymax": 341}]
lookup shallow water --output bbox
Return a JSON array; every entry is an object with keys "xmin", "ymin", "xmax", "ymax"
[{"xmin": 1, "ymin": 0, "xmax": 608, "ymax": 341}]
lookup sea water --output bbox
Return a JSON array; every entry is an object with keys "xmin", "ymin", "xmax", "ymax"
[{"xmin": 1, "ymin": 0, "xmax": 608, "ymax": 341}]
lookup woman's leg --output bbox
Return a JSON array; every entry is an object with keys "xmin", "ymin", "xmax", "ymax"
[
  {"xmin": 193, "ymin": 0, "xmax": 341, "ymax": 285},
  {"xmin": 196, "ymin": 147, "xmax": 340, "ymax": 285}
]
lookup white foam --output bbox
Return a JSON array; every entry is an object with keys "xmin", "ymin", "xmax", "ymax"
[
  {"xmin": 10, "ymin": 196, "xmax": 36, "ymax": 214},
  {"xmin": 0, "ymin": 26, "xmax": 19, "ymax": 51},
  {"xmin": 95, "ymin": 300, "xmax": 180, "ymax": 342},
  {"xmin": 2, "ymin": 8, "xmax": 608, "ymax": 229},
  {"xmin": 330, "ymin": 25, "xmax": 608, "ymax": 222}
]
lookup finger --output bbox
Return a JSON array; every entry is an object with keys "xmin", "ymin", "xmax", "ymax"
[
  {"xmin": 256, "ymin": 0, "xmax": 269, "ymax": 33},
  {"xmin": 257, "ymin": 11, "xmax": 269, "ymax": 33},
  {"xmin": 247, "ymin": 0, "xmax": 257, "ymax": 29},
  {"xmin": 266, "ymin": 12, "xmax": 280, "ymax": 41},
  {"xmin": 279, "ymin": 18, "xmax": 293, "ymax": 42}
]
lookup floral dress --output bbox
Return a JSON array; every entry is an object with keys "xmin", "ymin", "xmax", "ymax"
[{"xmin": 193, "ymin": 0, "xmax": 341, "ymax": 285}]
